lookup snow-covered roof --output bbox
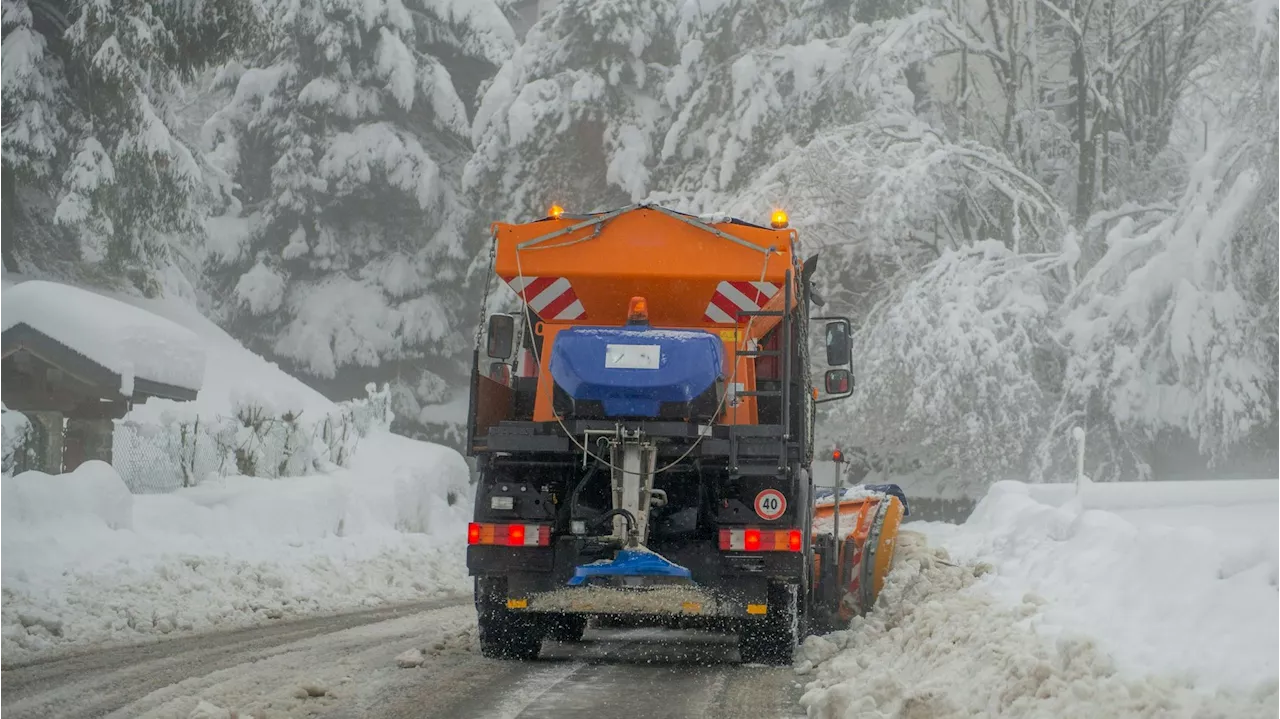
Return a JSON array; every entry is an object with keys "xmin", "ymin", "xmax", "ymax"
[{"xmin": 2, "ymin": 280, "xmax": 205, "ymax": 398}]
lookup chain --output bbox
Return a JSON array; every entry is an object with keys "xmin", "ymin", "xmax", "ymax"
[{"xmin": 474, "ymin": 229, "xmax": 499, "ymax": 351}]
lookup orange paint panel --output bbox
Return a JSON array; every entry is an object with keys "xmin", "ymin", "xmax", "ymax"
[{"xmin": 494, "ymin": 208, "xmax": 797, "ymax": 328}]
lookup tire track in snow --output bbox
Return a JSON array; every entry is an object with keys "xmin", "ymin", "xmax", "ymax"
[
  {"xmin": 1, "ymin": 597, "xmax": 470, "ymax": 719},
  {"xmin": 429, "ymin": 628, "xmax": 805, "ymax": 719},
  {"xmin": 482, "ymin": 663, "xmax": 587, "ymax": 719}
]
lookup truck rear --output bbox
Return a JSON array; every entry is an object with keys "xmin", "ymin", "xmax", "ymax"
[{"xmin": 465, "ymin": 204, "xmax": 901, "ymax": 664}]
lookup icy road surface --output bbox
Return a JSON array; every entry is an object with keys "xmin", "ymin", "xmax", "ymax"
[{"xmin": 1, "ymin": 598, "xmax": 805, "ymax": 719}]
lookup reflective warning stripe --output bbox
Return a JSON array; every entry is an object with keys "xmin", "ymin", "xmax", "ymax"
[
  {"xmin": 503, "ymin": 276, "xmax": 587, "ymax": 321},
  {"xmin": 703, "ymin": 281, "xmax": 781, "ymax": 323}
]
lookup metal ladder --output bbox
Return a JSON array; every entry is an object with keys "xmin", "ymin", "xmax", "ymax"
[{"xmin": 729, "ymin": 269, "xmax": 793, "ymax": 475}]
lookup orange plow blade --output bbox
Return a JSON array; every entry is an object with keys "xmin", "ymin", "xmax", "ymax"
[{"xmin": 811, "ymin": 493, "xmax": 907, "ymax": 620}]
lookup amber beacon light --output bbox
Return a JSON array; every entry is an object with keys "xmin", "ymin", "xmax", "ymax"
[
  {"xmin": 627, "ymin": 296, "xmax": 649, "ymax": 324},
  {"xmin": 770, "ymin": 209, "xmax": 789, "ymax": 229},
  {"xmin": 548, "ymin": 204, "xmax": 565, "ymax": 219}
]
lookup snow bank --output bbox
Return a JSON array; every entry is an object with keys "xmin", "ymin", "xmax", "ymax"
[
  {"xmin": 1, "ymin": 436, "xmax": 472, "ymax": 663},
  {"xmin": 2, "ymin": 280, "xmax": 205, "ymax": 395},
  {"xmin": 796, "ymin": 531, "xmax": 1279, "ymax": 718},
  {"xmin": 918, "ymin": 480, "xmax": 1279, "ymax": 693},
  {"xmin": 2, "ymin": 460, "xmax": 134, "ymax": 530},
  {"xmin": 1024, "ymin": 478, "xmax": 1279, "ymax": 510}
]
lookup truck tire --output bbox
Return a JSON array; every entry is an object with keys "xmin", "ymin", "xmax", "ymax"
[
  {"xmin": 475, "ymin": 578, "xmax": 544, "ymax": 660},
  {"xmin": 545, "ymin": 614, "xmax": 587, "ymax": 642},
  {"xmin": 738, "ymin": 583, "xmax": 799, "ymax": 665}
]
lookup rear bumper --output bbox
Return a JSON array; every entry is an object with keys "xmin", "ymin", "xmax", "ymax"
[{"xmin": 468, "ymin": 539, "xmax": 802, "ymax": 618}]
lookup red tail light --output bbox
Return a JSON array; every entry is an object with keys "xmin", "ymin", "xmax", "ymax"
[
  {"xmin": 719, "ymin": 527, "xmax": 804, "ymax": 552},
  {"xmin": 467, "ymin": 522, "xmax": 550, "ymax": 547}
]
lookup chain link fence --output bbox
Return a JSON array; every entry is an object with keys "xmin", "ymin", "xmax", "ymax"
[{"xmin": 112, "ymin": 418, "xmax": 229, "ymax": 493}]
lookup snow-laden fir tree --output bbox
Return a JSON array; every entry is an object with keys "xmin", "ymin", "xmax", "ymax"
[
  {"xmin": 1, "ymin": 0, "xmax": 256, "ymax": 291},
  {"xmin": 464, "ymin": 0, "xmax": 680, "ymax": 223},
  {"xmin": 202, "ymin": 0, "xmax": 515, "ymax": 432},
  {"xmin": 652, "ymin": 0, "xmax": 929, "ymax": 213}
]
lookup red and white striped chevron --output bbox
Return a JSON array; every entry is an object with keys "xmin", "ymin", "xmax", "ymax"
[
  {"xmin": 703, "ymin": 281, "xmax": 781, "ymax": 323},
  {"xmin": 502, "ymin": 275, "xmax": 587, "ymax": 321}
]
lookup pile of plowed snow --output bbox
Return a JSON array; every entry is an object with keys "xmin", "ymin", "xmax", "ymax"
[
  {"xmin": 932, "ymin": 480, "xmax": 1278, "ymax": 693},
  {"xmin": 1, "ymin": 432, "xmax": 471, "ymax": 664},
  {"xmin": 796, "ymin": 529, "xmax": 1278, "ymax": 718}
]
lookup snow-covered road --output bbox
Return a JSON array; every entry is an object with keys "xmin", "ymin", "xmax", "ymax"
[
  {"xmin": 3, "ymin": 480, "xmax": 1274, "ymax": 718},
  {"xmin": 2, "ymin": 597, "xmax": 472, "ymax": 719},
  {"xmin": 0, "ymin": 599, "xmax": 806, "ymax": 719}
]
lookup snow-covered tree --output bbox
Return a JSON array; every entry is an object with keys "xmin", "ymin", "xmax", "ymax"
[
  {"xmin": 464, "ymin": 0, "xmax": 680, "ymax": 222},
  {"xmin": 1038, "ymin": 0, "xmax": 1279, "ymax": 481},
  {"xmin": 651, "ymin": 0, "xmax": 856, "ymax": 210},
  {"xmin": 652, "ymin": 2, "xmax": 953, "ymax": 214},
  {"xmin": 833, "ymin": 240, "xmax": 1067, "ymax": 491},
  {"xmin": 2, "ymin": 0, "xmax": 65, "ymax": 184},
  {"xmin": 1043, "ymin": 146, "xmax": 1273, "ymax": 480},
  {"xmin": 202, "ymin": 0, "xmax": 515, "ymax": 432},
  {"xmin": 1, "ymin": 0, "xmax": 256, "ymax": 290}
]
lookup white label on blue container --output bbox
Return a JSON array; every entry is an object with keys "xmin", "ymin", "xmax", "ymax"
[{"xmin": 605, "ymin": 344, "xmax": 661, "ymax": 369}]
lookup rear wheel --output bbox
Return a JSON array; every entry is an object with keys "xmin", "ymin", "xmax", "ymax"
[
  {"xmin": 738, "ymin": 583, "xmax": 800, "ymax": 665},
  {"xmin": 475, "ymin": 578, "xmax": 544, "ymax": 660}
]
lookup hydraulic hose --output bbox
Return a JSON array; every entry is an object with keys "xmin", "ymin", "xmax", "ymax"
[
  {"xmin": 591, "ymin": 508, "xmax": 639, "ymax": 546},
  {"xmin": 567, "ymin": 454, "xmax": 605, "ymax": 523}
]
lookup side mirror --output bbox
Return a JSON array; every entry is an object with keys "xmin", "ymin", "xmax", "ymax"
[
  {"xmin": 825, "ymin": 368, "xmax": 853, "ymax": 395},
  {"xmin": 486, "ymin": 314, "xmax": 515, "ymax": 360},
  {"xmin": 488, "ymin": 361, "xmax": 512, "ymax": 385},
  {"xmin": 824, "ymin": 320, "xmax": 851, "ymax": 366}
]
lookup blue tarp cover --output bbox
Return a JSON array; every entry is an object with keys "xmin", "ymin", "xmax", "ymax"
[{"xmin": 550, "ymin": 326, "xmax": 723, "ymax": 417}]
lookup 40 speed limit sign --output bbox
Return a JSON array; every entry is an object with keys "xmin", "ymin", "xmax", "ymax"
[{"xmin": 753, "ymin": 489, "xmax": 787, "ymax": 521}]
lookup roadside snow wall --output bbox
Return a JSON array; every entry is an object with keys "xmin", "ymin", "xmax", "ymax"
[
  {"xmin": 933, "ymin": 480, "xmax": 1279, "ymax": 693},
  {"xmin": 796, "ymin": 531, "xmax": 1279, "ymax": 719},
  {"xmin": 0, "ymin": 432, "xmax": 472, "ymax": 664}
]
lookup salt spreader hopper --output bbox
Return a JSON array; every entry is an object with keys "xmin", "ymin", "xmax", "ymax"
[{"xmin": 464, "ymin": 204, "xmax": 908, "ymax": 664}]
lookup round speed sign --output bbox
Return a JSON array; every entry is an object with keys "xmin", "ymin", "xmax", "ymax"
[{"xmin": 754, "ymin": 489, "xmax": 787, "ymax": 521}]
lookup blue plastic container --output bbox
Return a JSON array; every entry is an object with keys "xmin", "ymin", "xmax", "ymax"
[{"xmin": 549, "ymin": 326, "xmax": 724, "ymax": 418}]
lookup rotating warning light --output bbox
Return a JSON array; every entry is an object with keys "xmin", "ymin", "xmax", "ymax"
[
  {"xmin": 627, "ymin": 296, "xmax": 650, "ymax": 325},
  {"xmin": 770, "ymin": 209, "xmax": 789, "ymax": 229},
  {"xmin": 832, "ymin": 449, "xmax": 844, "ymax": 463},
  {"xmin": 548, "ymin": 204, "xmax": 565, "ymax": 219}
]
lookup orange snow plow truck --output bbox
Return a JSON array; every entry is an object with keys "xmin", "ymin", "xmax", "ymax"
[{"xmin": 465, "ymin": 204, "xmax": 907, "ymax": 664}]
